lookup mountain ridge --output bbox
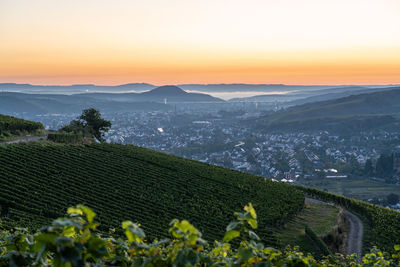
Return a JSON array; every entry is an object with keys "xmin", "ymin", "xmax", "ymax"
[
  {"xmin": 0, "ymin": 86, "xmax": 222, "ymax": 114},
  {"xmin": 254, "ymin": 87, "xmax": 400, "ymax": 133},
  {"xmin": 2, "ymin": 82, "xmax": 399, "ymax": 94}
]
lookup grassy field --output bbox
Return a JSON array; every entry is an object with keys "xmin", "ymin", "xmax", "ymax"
[
  {"xmin": 297, "ymin": 178, "xmax": 400, "ymax": 201},
  {"xmin": 275, "ymin": 199, "xmax": 341, "ymax": 257}
]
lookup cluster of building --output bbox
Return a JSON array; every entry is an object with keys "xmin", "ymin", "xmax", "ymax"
[
  {"xmin": 14, "ymin": 110, "xmax": 400, "ymax": 209},
  {"xmin": 18, "ymin": 111, "xmax": 400, "ymax": 184},
  {"xmin": 95, "ymin": 111, "xmax": 400, "ymax": 182}
]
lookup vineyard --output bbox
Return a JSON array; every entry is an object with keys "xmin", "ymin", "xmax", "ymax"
[
  {"xmin": 299, "ymin": 187, "xmax": 400, "ymax": 254},
  {"xmin": 0, "ymin": 143, "xmax": 304, "ymax": 245},
  {"xmin": 0, "ymin": 114, "xmax": 44, "ymax": 140},
  {"xmin": 2, "ymin": 142, "xmax": 400, "ymax": 258},
  {"xmin": 1, "ymin": 203, "xmax": 399, "ymax": 266},
  {"xmin": 47, "ymin": 132, "xmax": 84, "ymax": 143}
]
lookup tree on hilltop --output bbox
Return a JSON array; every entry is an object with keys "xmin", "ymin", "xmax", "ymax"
[
  {"xmin": 79, "ymin": 108, "xmax": 111, "ymax": 141},
  {"xmin": 61, "ymin": 108, "xmax": 111, "ymax": 142}
]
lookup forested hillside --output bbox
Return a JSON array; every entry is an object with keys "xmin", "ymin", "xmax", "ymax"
[
  {"xmin": 0, "ymin": 143, "xmax": 304, "ymax": 245},
  {"xmin": 0, "ymin": 114, "xmax": 44, "ymax": 140},
  {"xmin": 255, "ymin": 87, "xmax": 400, "ymax": 133}
]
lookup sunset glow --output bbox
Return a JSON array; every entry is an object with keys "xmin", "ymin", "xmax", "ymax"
[{"xmin": 1, "ymin": 0, "xmax": 399, "ymax": 85}]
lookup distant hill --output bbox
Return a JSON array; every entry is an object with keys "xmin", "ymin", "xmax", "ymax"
[
  {"xmin": 0, "ymin": 92, "xmax": 172, "ymax": 115},
  {"xmin": 229, "ymin": 94, "xmax": 303, "ymax": 103},
  {"xmin": 139, "ymin": 85, "xmax": 223, "ymax": 102},
  {"xmin": 0, "ymin": 83, "xmax": 335, "ymax": 94},
  {"xmin": 254, "ymin": 87, "xmax": 400, "ymax": 133},
  {"xmin": 0, "ymin": 84, "xmax": 223, "ymax": 115},
  {"xmin": 3, "ymin": 82, "xmax": 398, "ymax": 95},
  {"xmin": 227, "ymin": 86, "xmax": 393, "ymax": 104},
  {"xmin": 282, "ymin": 86, "xmax": 396, "ymax": 107},
  {"xmin": 0, "ymin": 83, "xmax": 155, "ymax": 94},
  {"xmin": 180, "ymin": 84, "xmax": 339, "ymax": 93},
  {"xmin": 143, "ymin": 85, "xmax": 186, "ymax": 96},
  {"xmin": 82, "ymin": 85, "xmax": 224, "ymax": 103}
]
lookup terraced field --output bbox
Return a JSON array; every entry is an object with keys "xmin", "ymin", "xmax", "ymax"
[{"xmin": 0, "ymin": 143, "xmax": 304, "ymax": 245}]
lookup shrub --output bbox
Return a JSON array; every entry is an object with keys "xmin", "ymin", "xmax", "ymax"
[{"xmin": 1, "ymin": 203, "xmax": 399, "ymax": 266}]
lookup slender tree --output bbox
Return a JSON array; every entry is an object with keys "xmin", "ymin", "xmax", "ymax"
[{"xmin": 79, "ymin": 108, "xmax": 111, "ymax": 142}]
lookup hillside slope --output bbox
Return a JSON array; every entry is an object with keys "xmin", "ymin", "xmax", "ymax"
[
  {"xmin": 0, "ymin": 92, "xmax": 172, "ymax": 115},
  {"xmin": 0, "ymin": 86, "xmax": 221, "ymax": 115},
  {"xmin": 255, "ymin": 87, "xmax": 400, "ymax": 132},
  {"xmin": 0, "ymin": 143, "xmax": 304, "ymax": 244},
  {"xmin": 0, "ymin": 114, "xmax": 44, "ymax": 141},
  {"xmin": 80, "ymin": 85, "xmax": 224, "ymax": 103}
]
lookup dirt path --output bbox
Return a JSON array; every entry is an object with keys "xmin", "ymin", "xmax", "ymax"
[
  {"xmin": 305, "ymin": 198, "xmax": 363, "ymax": 261},
  {"xmin": 344, "ymin": 210, "xmax": 363, "ymax": 262},
  {"xmin": 0, "ymin": 136, "xmax": 45, "ymax": 145}
]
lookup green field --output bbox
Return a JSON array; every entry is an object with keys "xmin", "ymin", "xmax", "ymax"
[
  {"xmin": 297, "ymin": 178, "xmax": 400, "ymax": 201},
  {"xmin": 276, "ymin": 200, "xmax": 341, "ymax": 257},
  {"xmin": 0, "ymin": 143, "xmax": 304, "ymax": 245}
]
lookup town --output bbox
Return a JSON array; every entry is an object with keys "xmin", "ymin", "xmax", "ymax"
[{"xmin": 21, "ymin": 108, "xmax": 400, "ymax": 210}]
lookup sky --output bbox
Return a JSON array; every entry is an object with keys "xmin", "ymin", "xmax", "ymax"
[{"xmin": 1, "ymin": 0, "xmax": 399, "ymax": 85}]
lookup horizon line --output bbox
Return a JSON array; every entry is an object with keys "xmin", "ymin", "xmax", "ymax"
[{"xmin": 1, "ymin": 82, "xmax": 400, "ymax": 87}]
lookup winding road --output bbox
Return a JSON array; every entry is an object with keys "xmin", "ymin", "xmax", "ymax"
[{"xmin": 305, "ymin": 198, "xmax": 363, "ymax": 261}]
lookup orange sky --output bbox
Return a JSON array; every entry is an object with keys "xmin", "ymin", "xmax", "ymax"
[{"xmin": 1, "ymin": 0, "xmax": 399, "ymax": 85}]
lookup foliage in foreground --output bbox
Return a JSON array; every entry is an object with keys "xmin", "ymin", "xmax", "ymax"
[{"xmin": 1, "ymin": 204, "xmax": 400, "ymax": 266}]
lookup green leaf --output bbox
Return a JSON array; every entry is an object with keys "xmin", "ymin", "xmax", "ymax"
[
  {"xmin": 395, "ymin": 245, "xmax": 400, "ymax": 251},
  {"xmin": 62, "ymin": 226, "xmax": 76, "ymax": 237},
  {"xmin": 238, "ymin": 247, "xmax": 253, "ymax": 262},
  {"xmin": 235, "ymin": 212, "xmax": 247, "ymax": 220},
  {"xmin": 53, "ymin": 219, "xmax": 83, "ymax": 229},
  {"xmin": 223, "ymin": 230, "xmax": 240, "ymax": 243},
  {"xmin": 248, "ymin": 218, "xmax": 258, "ymax": 229},
  {"xmin": 122, "ymin": 221, "xmax": 132, "ymax": 229},
  {"xmin": 67, "ymin": 207, "xmax": 83, "ymax": 216},
  {"xmin": 125, "ymin": 231, "xmax": 135, "ymax": 243},
  {"xmin": 226, "ymin": 222, "xmax": 239, "ymax": 231},
  {"xmin": 81, "ymin": 206, "xmax": 96, "ymax": 223},
  {"xmin": 179, "ymin": 220, "xmax": 194, "ymax": 233},
  {"xmin": 122, "ymin": 221, "xmax": 145, "ymax": 243},
  {"xmin": 244, "ymin": 203, "xmax": 257, "ymax": 219},
  {"xmin": 35, "ymin": 233, "xmax": 57, "ymax": 244},
  {"xmin": 248, "ymin": 230, "xmax": 260, "ymax": 240},
  {"xmin": 132, "ymin": 226, "xmax": 145, "ymax": 239}
]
